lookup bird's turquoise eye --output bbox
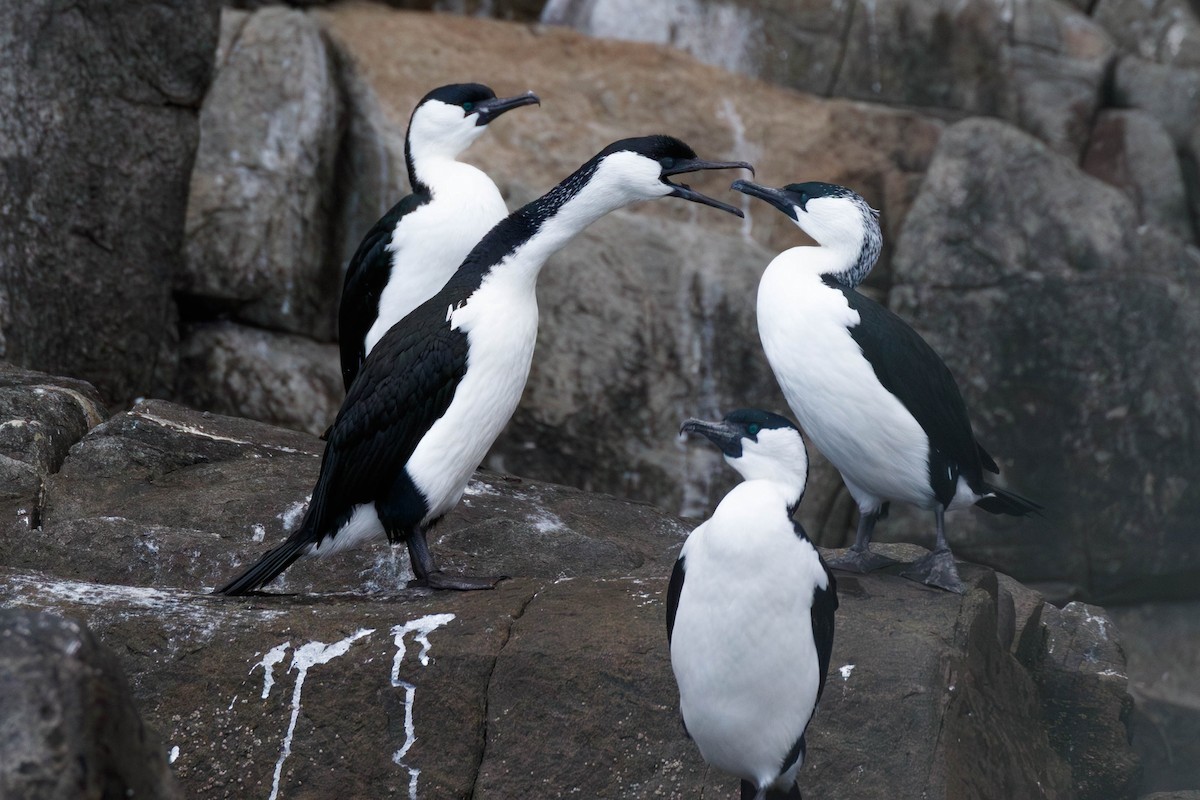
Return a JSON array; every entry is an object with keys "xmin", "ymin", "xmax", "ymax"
[
  {"xmin": 748, "ymin": 424, "xmax": 760, "ymax": 436},
  {"xmin": 660, "ymin": 157, "xmax": 676, "ymax": 170},
  {"xmin": 463, "ymin": 101, "xmax": 475, "ymax": 112}
]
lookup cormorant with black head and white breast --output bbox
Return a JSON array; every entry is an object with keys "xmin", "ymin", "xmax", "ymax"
[
  {"xmin": 339, "ymin": 82, "xmax": 539, "ymax": 391},
  {"xmin": 669, "ymin": 409, "xmax": 837, "ymax": 800},
  {"xmin": 731, "ymin": 178, "xmax": 1041, "ymax": 593},
  {"xmin": 214, "ymin": 136, "xmax": 752, "ymax": 594}
]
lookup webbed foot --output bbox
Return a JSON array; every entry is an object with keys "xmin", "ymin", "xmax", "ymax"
[
  {"xmin": 825, "ymin": 546, "xmax": 898, "ymax": 574},
  {"xmin": 900, "ymin": 547, "xmax": 966, "ymax": 593},
  {"xmin": 407, "ymin": 570, "xmax": 506, "ymax": 591}
]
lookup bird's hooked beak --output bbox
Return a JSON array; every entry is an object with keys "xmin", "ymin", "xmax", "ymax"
[
  {"xmin": 680, "ymin": 418, "xmax": 742, "ymax": 458},
  {"xmin": 664, "ymin": 159, "xmax": 755, "ymax": 217},
  {"xmin": 473, "ymin": 91, "xmax": 541, "ymax": 126},
  {"xmin": 730, "ymin": 179, "xmax": 798, "ymax": 220}
]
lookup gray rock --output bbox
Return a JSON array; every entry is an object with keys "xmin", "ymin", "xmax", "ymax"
[
  {"xmin": 31, "ymin": 399, "xmax": 695, "ymax": 593},
  {"xmin": 1113, "ymin": 56, "xmax": 1200, "ymax": 147},
  {"xmin": 0, "ymin": 563, "xmax": 1093, "ymax": 800},
  {"xmin": 1109, "ymin": 601, "xmax": 1200, "ymax": 793},
  {"xmin": 544, "ymin": 0, "xmax": 1113, "ymax": 156},
  {"xmin": 0, "ymin": 608, "xmax": 181, "ymax": 800},
  {"xmin": 834, "ymin": 0, "xmax": 1114, "ymax": 157},
  {"xmin": 890, "ymin": 117, "xmax": 1200, "ymax": 603},
  {"xmin": 2, "ymin": 385, "xmax": 1142, "ymax": 799},
  {"xmin": 1083, "ymin": 109, "xmax": 1195, "ymax": 242},
  {"xmin": 176, "ymin": 320, "xmax": 342, "ymax": 436},
  {"xmin": 0, "ymin": 363, "xmax": 107, "ymax": 543},
  {"xmin": 182, "ymin": 7, "xmax": 343, "ymax": 340},
  {"xmin": 541, "ymin": 0, "xmax": 849, "ymax": 96},
  {"xmin": 1094, "ymin": 0, "xmax": 1200, "ymax": 67},
  {"xmin": 1020, "ymin": 602, "xmax": 1141, "ymax": 800},
  {"xmin": 0, "ymin": 0, "xmax": 219, "ymax": 404}
]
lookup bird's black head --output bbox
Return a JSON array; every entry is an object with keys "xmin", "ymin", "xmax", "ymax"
[
  {"xmin": 681, "ymin": 409, "xmax": 798, "ymax": 458},
  {"xmin": 729, "ymin": 179, "xmax": 860, "ymax": 221},
  {"xmin": 419, "ymin": 83, "xmax": 541, "ymax": 126},
  {"xmin": 731, "ymin": 178, "xmax": 881, "ymax": 285},
  {"xmin": 591, "ymin": 135, "xmax": 754, "ymax": 217},
  {"xmin": 681, "ymin": 409, "xmax": 809, "ymax": 504}
]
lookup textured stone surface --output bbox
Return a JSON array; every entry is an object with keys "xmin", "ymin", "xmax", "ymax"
[
  {"xmin": 543, "ymin": 0, "xmax": 1114, "ymax": 156},
  {"xmin": 27, "ymin": 399, "xmax": 694, "ymax": 593},
  {"xmin": 0, "ymin": 364, "xmax": 107, "ymax": 545},
  {"xmin": 1094, "ymin": 0, "xmax": 1200, "ymax": 67},
  {"xmin": 182, "ymin": 7, "xmax": 342, "ymax": 340},
  {"xmin": 3, "ymin": 392, "xmax": 1145, "ymax": 799},
  {"xmin": 0, "ymin": 0, "xmax": 219, "ymax": 404},
  {"xmin": 1083, "ymin": 109, "xmax": 1194, "ymax": 242},
  {"xmin": 1109, "ymin": 601, "xmax": 1200, "ymax": 794},
  {"xmin": 176, "ymin": 321, "xmax": 342, "ymax": 436},
  {"xmin": 889, "ymin": 118, "xmax": 1200, "ymax": 603},
  {"xmin": 1113, "ymin": 56, "xmax": 1200, "ymax": 147},
  {"xmin": 1020, "ymin": 602, "xmax": 1141, "ymax": 800},
  {"xmin": 0, "ymin": 608, "xmax": 182, "ymax": 800}
]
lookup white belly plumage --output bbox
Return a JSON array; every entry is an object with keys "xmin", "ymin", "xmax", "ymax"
[
  {"xmin": 364, "ymin": 174, "xmax": 508, "ymax": 356},
  {"xmin": 757, "ymin": 261, "xmax": 935, "ymax": 512},
  {"xmin": 671, "ymin": 482, "xmax": 824, "ymax": 787},
  {"xmin": 312, "ymin": 277, "xmax": 538, "ymax": 559},
  {"xmin": 406, "ymin": 278, "xmax": 539, "ymax": 523}
]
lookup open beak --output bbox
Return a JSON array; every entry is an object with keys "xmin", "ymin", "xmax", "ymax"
[
  {"xmin": 664, "ymin": 159, "xmax": 755, "ymax": 217},
  {"xmin": 680, "ymin": 418, "xmax": 743, "ymax": 458},
  {"xmin": 731, "ymin": 179, "xmax": 798, "ymax": 220},
  {"xmin": 474, "ymin": 91, "xmax": 541, "ymax": 126}
]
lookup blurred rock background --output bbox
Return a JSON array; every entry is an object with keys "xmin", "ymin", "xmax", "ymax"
[{"xmin": 1, "ymin": 0, "xmax": 1198, "ymax": 796}]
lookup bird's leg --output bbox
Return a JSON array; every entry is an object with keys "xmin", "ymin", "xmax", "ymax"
[
  {"xmin": 403, "ymin": 527, "xmax": 505, "ymax": 591},
  {"xmin": 900, "ymin": 506, "xmax": 966, "ymax": 593},
  {"xmin": 824, "ymin": 507, "xmax": 898, "ymax": 573}
]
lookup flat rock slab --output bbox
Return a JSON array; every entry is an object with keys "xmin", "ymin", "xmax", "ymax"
[
  {"xmin": 2, "ymin": 570, "xmax": 536, "ymax": 800},
  {"xmin": 23, "ymin": 400, "xmax": 694, "ymax": 594},
  {"xmin": 2, "ymin": 560, "xmax": 1089, "ymax": 799}
]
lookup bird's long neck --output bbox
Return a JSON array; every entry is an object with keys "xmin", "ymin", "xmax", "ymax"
[
  {"xmin": 449, "ymin": 158, "xmax": 633, "ymax": 295},
  {"xmin": 797, "ymin": 211, "xmax": 881, "ymax": 288}
]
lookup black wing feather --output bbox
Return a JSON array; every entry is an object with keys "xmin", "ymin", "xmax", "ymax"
[
  {"xmin": 665, "ymin": 555, "xmax": 686, "ymax": 645},
  {"xmin": 310, "ymin": 300, "xmax": 470, "ymax": 537},
  {"xmin": 810, "ymin": 559, "xmax": 838, "ymax": 706},
  {"xmin": 339, "ymin": 193, "xmax": 430, "ymax": 391},
  {"xmin": 827, "ymin": 277, "xmax": 986, "ymax": 505}
]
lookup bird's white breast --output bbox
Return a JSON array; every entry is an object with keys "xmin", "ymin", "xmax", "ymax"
[
  {"xmin": 364, "ymin": 162, "xmax": 509, "ymax": 356},
  {"xmin": 671, "ymin": 481, "xmax": 826, "ymax": 787},
  {"xmin": 404, "ymin": 271, "xmax": 539, "ymax": 524},
  {"xmin": 757, "ymin": 252, "xmax": 933, "ymax": 511}
]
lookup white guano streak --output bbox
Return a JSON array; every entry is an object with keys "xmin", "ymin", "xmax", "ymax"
[
  {"xmin": 262, "ymin": 629, "xmax": 375, "ymax": 800},
  {"xmin": 390, "ymin": 614, "xmax": 457, "ymax": 800}
]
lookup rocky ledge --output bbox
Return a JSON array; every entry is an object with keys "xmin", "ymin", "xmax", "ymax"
[{"xmin": 1, "ymin": 365, "xmax": 1140, "ymax": 799}]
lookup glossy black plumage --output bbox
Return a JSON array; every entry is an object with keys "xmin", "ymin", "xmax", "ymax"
[{"xmin": 824, "ymin": 275, "xmax": 995, "ymax": 507}]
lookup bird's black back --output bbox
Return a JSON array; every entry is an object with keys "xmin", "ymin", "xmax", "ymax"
[
  {"xmin": 824, "ymin": 275, "xmax": 993, "ymax": 506},
  {"xmin": 339, "ymin": 192, "xmax": 431, "ymax": 391},
  {"xmin": 306, "ymin": 296, "xmax": 471, "ymax": 544}
]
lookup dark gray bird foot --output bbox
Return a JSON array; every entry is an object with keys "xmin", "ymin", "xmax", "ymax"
[
  {"xmin": 825, "ymin": 547, "xmax": 898, "ymax": 574},
  {"xmin": 900, "ymin": 548, "xmax": 965, "ymax": 593},
  {"xmin": 407, "ymin": 571, "xmax": 507, "ymax": 591}
]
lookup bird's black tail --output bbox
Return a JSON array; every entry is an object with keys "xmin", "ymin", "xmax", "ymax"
[
  {"xmin": 976, "ymin": 483, "xmax": 1043, "ymax": 517},
  {"xmin": 213, "ymin": 537, "xmax": 308, "ymax": 596}
]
